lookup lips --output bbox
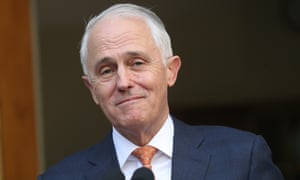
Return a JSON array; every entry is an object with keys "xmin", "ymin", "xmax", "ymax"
[{"xmin": 115, "ymin": 96, "xmax": 145, "ymax": 106}]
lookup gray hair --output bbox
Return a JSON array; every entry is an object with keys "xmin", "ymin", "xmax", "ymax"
[{"xmin": 80, "ymin": 3, "xmax": 173, "ymax": 75}]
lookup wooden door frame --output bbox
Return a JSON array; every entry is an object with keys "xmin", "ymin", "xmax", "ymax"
[{"xmin": 0, "ymin": 0, "xmax": 39, "ymax": 179}]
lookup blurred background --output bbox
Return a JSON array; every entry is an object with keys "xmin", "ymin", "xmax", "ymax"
[{"xmin": 0, "ymin": 0, "xmax": 299, "ymax": 179}]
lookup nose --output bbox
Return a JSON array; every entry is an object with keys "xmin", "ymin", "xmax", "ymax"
[{"xmin": 116, "ymin": 66, "xmax": 133, "ymax": 92}]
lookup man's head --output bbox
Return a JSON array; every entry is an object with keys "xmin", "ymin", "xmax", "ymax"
[
  {"xmin": 80, "ymin": 3, "xmax": 173, "ymax": 75},
  {"xmin": 81, "ymin": 3, "xmax": 181, "ymax": 145}
]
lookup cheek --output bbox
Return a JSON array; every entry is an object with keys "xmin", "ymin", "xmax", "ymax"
[
  {"xmin": 136, "ymin": 66, "xmax": 167, "ymax": 85},
  {"xmin": 94, "ymin": 83, "xmax": 115, "ymax": 102},
  {"xmin": 134, "ymin": 74, "xmax": 155, "ymax": 90},
  {"xmin": 136, "ymin": 73, "xmax": 167, "ymax": 97}
]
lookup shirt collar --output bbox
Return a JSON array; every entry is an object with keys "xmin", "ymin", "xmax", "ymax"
[{"xmin": 112, "ymin": 115, "xmax": 174, "ymax": 168}]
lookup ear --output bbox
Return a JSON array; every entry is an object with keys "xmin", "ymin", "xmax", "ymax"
[
  {"xmin": 82, "ymin": 75, "xmax": 99, "ymax": 105},
  {"xmin": 166, "ymin": 55, "xmax": 181, "ymax": 87}
]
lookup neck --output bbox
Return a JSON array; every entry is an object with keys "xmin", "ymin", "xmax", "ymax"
[{"xmin": 116, "ymin": 114, "xmax": 168, "ymax": 146}]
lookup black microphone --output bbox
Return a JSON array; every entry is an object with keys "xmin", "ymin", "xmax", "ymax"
[
  {"xmin": 102, "ymin": 168, "xmax": 125, "ymax": 180},
  {"xmin": 131, "ymin": 167, "xmax": 154, "ymax": 180}
]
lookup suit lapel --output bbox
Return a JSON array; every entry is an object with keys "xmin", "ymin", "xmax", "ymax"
[
  {"xmin": 84, "ymin": 132, "xmax": 121, "ymax": 180},
  {"xmin": 172, "ymin": 119, "xmax": 211, "ymax": 180}
]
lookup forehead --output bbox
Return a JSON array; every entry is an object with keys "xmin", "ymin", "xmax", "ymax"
[
  {"xmin": 87, "ymin": 16, "xmax": 156, "ymax": 58},
  {"xmin": 88, "ymin": 16, "xmax": 154, "ymax": 47},
  {"xmin": 86, "ymin": 15, "xmax": 159, "ymax": 63}
]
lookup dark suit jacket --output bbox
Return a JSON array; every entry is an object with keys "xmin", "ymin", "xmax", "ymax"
[{"xmin": 38, "ymin": 119, "xmax": 284, "ymax": 180}]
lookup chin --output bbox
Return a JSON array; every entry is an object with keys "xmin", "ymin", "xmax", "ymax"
[{"xmin": 116, "ymin": 113, "xmax": 148, "ymax": 126}]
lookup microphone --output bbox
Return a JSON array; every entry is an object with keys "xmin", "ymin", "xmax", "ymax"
[
  {"xmin": 131, "ymin": 167, "xmax": 154, "ymax": 180},
  {"xmin": 102, "ymin": 168, "xmax": 125, "ymax": 180}
]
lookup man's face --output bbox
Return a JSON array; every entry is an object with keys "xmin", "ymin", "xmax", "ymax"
[{"xmin": 82, "ymin": 16, "xmax": 180, "ymax": 136}]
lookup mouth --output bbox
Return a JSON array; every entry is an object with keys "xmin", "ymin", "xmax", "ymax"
[{"xmin": 115, "ymin": 96, "xmax": 145, "ymax": 106}]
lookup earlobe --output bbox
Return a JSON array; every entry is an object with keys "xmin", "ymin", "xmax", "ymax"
[
  {"xmin": 82, "ymin": 75, "xmax": 92, "ymax": 89},
  {"xmin": 167, "ymin": 56, "xmax": 181, "ymax": 87},
  {"xmin": 82, "ymin": 75, "xmax": 99, "ymax": 105}
]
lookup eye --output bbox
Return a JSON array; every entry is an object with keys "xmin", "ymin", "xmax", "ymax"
[
  {"xmin": 133, "ymin": 61, "xmax": 143, "ymax": 66},
  {"xmin": 132, "ymin": 58, "xmax": 145, "ymax": 67},
  {"xmin": 99, "ymin": 65, "xmax": 115, "ymax": 76}
]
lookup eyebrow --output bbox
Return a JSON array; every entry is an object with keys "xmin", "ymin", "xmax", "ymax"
[
  {"xmin": 126, "ymin": 51, "xmax": 144, "ymax": 57},
  {"xmin": 92, "ymin": 51, "xmax": 150, "ymax": 73},
  {"xmin": 96, "ymin": 51, "xmax": 149, "ymax": 63},
  {"xmin": 93, "ymin": 57, "xmax": 114, "ymax": 74},
  {"xmin": 97, "ymin": 56, "xmax": 114, "ymax": 65},
  {"xmin": 125, "ymin": 51, "xmax": 150, "ymax": 60}
]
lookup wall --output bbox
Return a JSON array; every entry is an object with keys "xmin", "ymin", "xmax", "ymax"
[{"xmin": 36, "ymin": 0, "xmax": 300, "ymax": 178}]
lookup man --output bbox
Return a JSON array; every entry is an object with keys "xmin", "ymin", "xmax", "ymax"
[{"xmin": 38, "ymin": 3, "xmax": 284, "ymax": 180}]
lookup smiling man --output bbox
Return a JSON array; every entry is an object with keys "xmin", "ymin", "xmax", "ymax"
[
  {"xmin": 38, "ymin": 3, "xmax": 284, "ymax": 180},
  {"xmin": 81, "ymin": 14, "xmax": 180, "ymax": 147}
]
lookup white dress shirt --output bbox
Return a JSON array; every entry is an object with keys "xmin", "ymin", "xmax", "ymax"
[{"xmin": 112, "ymin": 115, "xmax": 174, "ymax": 180}]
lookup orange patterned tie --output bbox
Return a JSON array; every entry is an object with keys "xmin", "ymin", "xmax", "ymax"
[{"xmin": 132, "ymin": 145, "xmax": 157, "ymax": 169}]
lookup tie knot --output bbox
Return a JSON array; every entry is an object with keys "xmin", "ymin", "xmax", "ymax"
[{"xmin": 132, "ymin": 145, "xmax": 157, "ymax": 169}]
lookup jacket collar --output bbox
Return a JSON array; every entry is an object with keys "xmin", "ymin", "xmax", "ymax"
[
  {"xmin": 172, "ymin": 119, "xmax": 211, "ymax": 180},
  {"xmin": 84, "ymin": 132, "xmax": 121, "ymax": 180}
]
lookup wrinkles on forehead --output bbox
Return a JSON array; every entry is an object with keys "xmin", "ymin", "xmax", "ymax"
[
  {"xmin": 85, "ymin": 16, "xmax": 158, "ymax": 74},
  {"xmin": 91, "ymin": 31, "xmax": 142, "ymax": 53},
  {"xmin": 89, "ymin": 15, "xmax": 148, "ymax": 41},
  {"xmin": 88, "ymin": 16, "xmax": 153, "ymax": 51}
]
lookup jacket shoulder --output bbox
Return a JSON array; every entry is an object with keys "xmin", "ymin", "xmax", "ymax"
[
  {"xmin": 38, "ymin": 144, "xmax": 95, "ymax": 180},
  {"xmin": 175, "ymin": 119, "xmax": 257, "ymax": 141},
  {"xmin": 174, "ymin": 119, "xmax": 259, "ymax": 154},
  {"xmin": 38, "ymin": 133, "xmax": 114, "ymax": 180}
]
